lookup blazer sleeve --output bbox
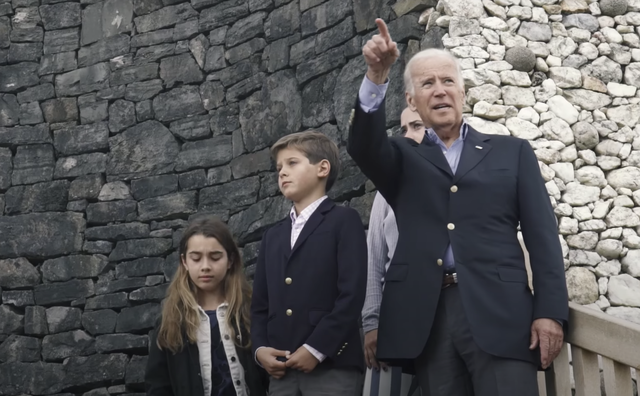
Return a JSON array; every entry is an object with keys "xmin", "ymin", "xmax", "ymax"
[
  {"xmin": 362, "ymin": 192, "xmax": 390, "ymax": 334},
  {"xmin": 516, "ymin": 140, "xmax": 569, "ymax": 324},
  {"xmin": 250, "ymin": 232, "xmax": 270, "ymax": 355},
  {"xmin": 145, "ymin": 329, "xmax": 175, "ymax": 396},
  {"xmin": 347, "ymin": 97, "xmax": 402, "ymax": 203},
  {"xmin": 304, "ymin": 208, "xmax": 368, "ymax": 357}
]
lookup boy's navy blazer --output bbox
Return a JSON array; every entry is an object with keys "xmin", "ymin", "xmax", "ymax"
[{"xmin": 251, "ymin": 198, "xmax": 367, "ymax": 371}]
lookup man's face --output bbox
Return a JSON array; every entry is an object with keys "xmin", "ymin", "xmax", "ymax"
[
  {"xmin": 400, "ymin": 108, "xmax": 425, "ymax": 143},
  {"xmin": 405, "ymin": 56, "xmax": 465, "ymax": 131}
]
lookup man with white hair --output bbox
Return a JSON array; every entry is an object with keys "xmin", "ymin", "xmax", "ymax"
[{"xmin": 347, "ymin": 19, "xmax": 568, "ymax": 396}]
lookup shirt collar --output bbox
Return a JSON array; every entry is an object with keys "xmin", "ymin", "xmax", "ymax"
[
  {"xmin": 290, "ymin": 195, "xmax": 328, "ymax": 222},
  {"xmin": 426, "ymin": 120, "xmax": 468, "ymax": 144}
]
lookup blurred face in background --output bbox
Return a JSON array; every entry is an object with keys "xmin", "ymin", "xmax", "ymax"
[{"xmin": 400, "ymin": 107, "xmax": 426, "ymax": 144}]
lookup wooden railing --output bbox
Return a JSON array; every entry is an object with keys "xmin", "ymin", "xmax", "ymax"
[{"xmin": 538, "ymin": 302, "xmax": 640, "ymax": 396}]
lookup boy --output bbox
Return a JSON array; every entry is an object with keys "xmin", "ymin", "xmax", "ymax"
[{"xmin": 251, "ymin": 131, "xmax": 367, "ymax": 395}]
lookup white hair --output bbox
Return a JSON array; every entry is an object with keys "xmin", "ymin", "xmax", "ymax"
[{"xmin": 403, "ymin": 49, "xmax": 464, "ymax": 96}]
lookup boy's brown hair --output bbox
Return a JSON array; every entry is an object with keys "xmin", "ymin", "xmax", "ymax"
[{"xmin": 270, "ymin": 131, "xmax": 341, "ymax": 192}]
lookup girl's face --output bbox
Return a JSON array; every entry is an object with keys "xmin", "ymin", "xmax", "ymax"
[{"xmin": 181, "ymin": 234, "xmax": 230, "ymax": 294}]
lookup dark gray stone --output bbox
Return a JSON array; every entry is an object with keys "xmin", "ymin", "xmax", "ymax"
[
  {"xmin": 116, "ymin": 303, "xmax": 160, "ymax": 332},
  {"xmin": 159, "ymin": 53, "xmax": 203, "ymax": 88},
  {"xmin": 136, "ymin": 100, "xmax": 154, "ymax": 121},
  {"xmin": 108, "ymin": 99, "xmax": 136, "ymax": 132},
  {"xmin": 232, "ymin": 128, "xmax": 244, "ymax": 157},
  {"xmin": 176, "ymin": 135, "xmax": 233, "ymax": 172},
  {"xmin": 163, "ymin": 251, "xmax": 180, "ymax": 280},
  {"xmin": 82, "ymin": 309, "xmax": 117, "ymax": 335},
  {"xmin": 17, "ymin": 83, "xmax": 55, "ymax": 103},
  {"xmin": 210, "ymin": 103, "xmax": 240, "ymax": 135},
  {"xmin": 42, "ymin": 330, "xmax": 95, "ymax": 361},
  {"xmin": 53, "ymin": 122, "xmax": 109, "ymax": 156},
  {"xmin": 39, "ymin": 52, "xmax": 77, "ymax": 75},
  {"xmin": 199, "ymin": 81, "xmax": 225, "ymax": 111},
  {"xmin": 386, "ymin": 13, "xmax": 423, "ymax": 42},
  {"xmin": 209, "ymin": 26, "xmax": 228, "ymax": 45},
  {"xmin": 19, "ymin": 102, "xmax": 44, "ymax": 125},
  {"xmin": 131, "ymin": 174, "xmax": 179, "ymax": 200},
  {"xmin": 78, "ymin": 34, "xmax": 130, "ymax": 67},
  {"xmin": 263, "ymin": 37, "xmax": 290, "ymax": 72},
  {"xmin": 24, "ymin": 306, "xmax": 48, "ymax": 336},
  {"xmin": 302, "ymin": 69, "xmax": 338, "ymax": 127},
  {"xmin": 11, "ymin": 7, "xmax": 41, "ymax": 29},
  {"xmin": 230, "ymin": 148, "xmax": 272, "ymax": 179},
  {"xmin": 226, "ymin": 38, "xmax": 266, "ymax": 64},
  {"xmin": 134, "ymin": 3, "xmax": 198, "ymax": 33},
  {"xmin": 353, "ymin": 0, "xmax": 385, "ymax": 32},
  {"xmin": 84, "ymin": 240, "xmax": 113, "ymax": 254},
  {"xmin": 240, "ymin": 70, "xmax": 302, "ymax": 151},
  {"xmin": 129, "ymin": 284, "xmax": 168, "ymax": 302},
  {"xmin": 315, "ymin": 16, "xmax": 355, "ymax": 54},
  {"xmin": 0, "ymin": 16, "xmax": 8, "ymax": 48},
  {"xmin": 249, "ymin": 0, "xmax": 273, "ymax": 11},
  {"xmin": 86, "ymin": 200, "xmax": 137, "ymax": 224},
  {"xmin": 39, "ymin": 3, "xmax": 82, "ymax": 30},
  {"xmin": 42, "ymin": 255, "xmax": 109, "ymax": 282},
  {"xmin": 126, "ymin": 355, "xmax": 147, "ymax": 386},
  {"xmin": 109, "ymin": 238, "xmax": 172, "ymax": 261},
  {"xmin": 342, "ymin": 34, "xmax": 362, "ymax": 57},
  {"xmin": 8, "ymin": 42, "xmax": 42, "ymax": 63},
  {"xmin": 296, "ymin": 46, "xmax": 345, "ymax": 84},
  {"xmin": 43, "ymin": 28, "xmax": 80, "ymax": 54},
  {"xmin": 199, "ymin": 176, "xmax": 260, "ymax": 212},
  {"xmin": 178, "ymin": 169, "xmax": 208, "ymax": 190},
  {"xmin": 96, "ymin": 277, "xmax": 146, "ymax": 294},
  {"xmin": 219, "ymin": 57, "xmax": 262, "ymax": 87},
  {"xmin": 173, "ymin": 19, "xmax": 199, "ymax": 41},
  {"xmin": 265, "ymin": 0, "xmax": 299, "ymax": 40},
  {"xmin": 228, "ymin": 195, "xmax": 289, "ymax": 243},
  {"xmin": 115, "ymin": 257, "xmax": 164, "ymax": 278},
  {"xmin": 2, "ymin": 290, "xmax": 35, "ymax": 307},
  {"xmin": 350, "ymin": 190, "xmax": 375, "ymax": 225},
  {"xmin": 0, "ymin": 335, "xmax": 41, "ymax": 362},
  {"xmin": 67, "ymin": 199, "xmax": 89, "ymax": 212},
  {"xmin": 600, "ymin": 0, "xmax": 628, "ymax": 16},
  {"xmin": 34, "ymin": 279, "xmax": 95, "ymax": 306},
  {"xmin": 132, "ymin": 0, "xmax": 162, "ymax": 15},
  {"xmin": 199, "ymin": 0, "xmax": 249, "ymax": 31},
  {"xmin": 80, "ymin": 2, "xmax": 103, "ymax": 45},
  {"xmin": 505, "ymin": 46, "xmax": 537, "ymax": 72},
  {"xmin": 81, "ymin": 0, "xmax": 133, "ymax": 45},
  {"xmin": 329, "ymin": 147, "xmax": 368, "ymax": 200},
  {"xmin": 562, "ymin": 14, "xmax": 599, "ymax": 32},
  {"xmin": 54, "ymin": 153, "xmax": 108, "ymax": 178},
  {"xmin": 151, "ymin": 219, "xmax": 188, "ymax": 230},
  {"xmin": 0, "ymin": 361, "xmax": 64, "ymax": 395},
  {"xmin": 0, "ymin": 94, "xmax": 19, "ymax": 126},
  {"xmin": 300, "ymin": 0, "xmax": 322, "ymax": 11},
  {"xmin": 130, "ymin": 28, "xmax": 173, "ymax": 48},
  {"xmin": 207, "ymin": 165, "xmax": 232, "ymax": 185},
  {"xmin": 79, "ymin": 100, "xmax": 109, "ymax": 124},
  {"xmin": 10, "ymin": 143, "xmax": 54, "ymax": 185},
  {"xmin": 138, "ymin": 191, "xmax": 197, "ymax": 221},
  {"xmin": 63, "ymin": 353, "xmax": 128, "ymax": 389},
  {"xmin": 86, "ymin": 223, "xmax": 150, "ymax": 241},
  {"xmin": 45, "ymin": 307, "xmax": 82, "ymax": 333},
  {"xmin": 4, "ymin": 180, "xmax": 70, "ymax": 214},
  {"xmin": 84, "ymin": 292, "xmax": 128, "ymax": 309},
  {"xmin": 226, "ymin": 11, "xmax": 267, "ymax": 48},
  {"xmin": 134, "ymin": 43, "xmax": 176, "ymax": 64},
  {"xmin": 227, "ymin": 72, "xmax": 265, "ymax": 102},
  {"xmin": 0, "ymin": 305, "xmax": 23, "ymax": 334},
  {"xmin": 204, "ymin": 45, "xmax": 226, "ymax": 71},
  {"xmin": 169, "ymin": 115, "xmax": 211, "ymax": 140},
  {"xmin": 95, "ymin": 334, "xmax": 148, "ymax": 353},
  {"xmin": 69, "ymin": 174, "xmax": 104, "ymax": 200},
  {"xmin": 152, "ymin": 85, "xmax": 205, "ymax": 122},
  {"xmin": 41, "ymin": 97, "xmax": 78, "ymax": 124},
  {"xmin": 125, "ymin": 80, "xmax": 163, "ymax": 102},
  {"xmin": 0, "ymin": 147, "xmax": 9, "ymax": 190},
  {"xmin": 301, "ymin": 0, "xmax": 351, "ymax": 37},
  {"xmin": 55, "ymin": 62, "xmax": 110, "ymax": 96},
  {"xmin": 107, "ymin": 120, "xmax": 180, "ymax": 180},
  {"xmin": 0, "ymin": 62, "xmax": 40, "ymax": 92},
  {"xmin": 111, "ymin": 63, "xmax": 158, "ymax": 86},
  {"xmin": 0, "ymin": 258, "xmax": 40, "ymax": 288}
]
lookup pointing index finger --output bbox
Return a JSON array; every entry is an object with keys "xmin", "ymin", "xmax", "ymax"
[{"xmin": 376, "ymin": 18, "xmax": 391, "ymax": 41}]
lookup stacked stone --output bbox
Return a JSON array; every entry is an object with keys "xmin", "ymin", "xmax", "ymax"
[
  {"xmin": 0, "ymin": 0, "xmax": 433, "ymax": 394},
  {"xmin": 419, "ymin": 0, "xmax": 640, "ymax": 324}
]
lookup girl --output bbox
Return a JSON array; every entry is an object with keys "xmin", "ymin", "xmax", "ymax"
[{"xmin": 146, "ymin": 216, "xmax": 268, "ymax": 396}]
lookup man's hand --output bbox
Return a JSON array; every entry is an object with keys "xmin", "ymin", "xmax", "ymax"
[
  {"xmin": 363, "ymin": 19, "xmax": 400, "ymax": 85},
  {"xmin": 530, "ymin": 318, "xmax": 564, "ymax": 369},
  {"xmin": 285, "ymin": 346, "xmax": 319, "ymax": 374},
  {"xmin": 364, "ymin": 329, "xmax": 388, "ymax": 371},
  {"xmin": 256, "ymin": 347, "xmax": 289, "ymax": 379}
]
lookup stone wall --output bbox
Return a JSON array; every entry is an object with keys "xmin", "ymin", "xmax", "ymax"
[{"xmin": 1, "ymin": 0, "xmax": 640, "ymax": 393}]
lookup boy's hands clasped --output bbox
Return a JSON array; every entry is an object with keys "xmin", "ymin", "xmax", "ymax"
[
  {"xmin": 284, "ymin": 346, "xmax": 319, "ymax": 373},
  {"xmin": 256, "ymin": 346, "xmax": 321, "ymax": 378}
]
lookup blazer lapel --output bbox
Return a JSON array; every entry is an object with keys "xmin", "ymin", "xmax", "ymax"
[
  {"xmin": 453, "ymin": 127, "xmax": 492, "ymax": 183},
  {"xmin": 289, "ymin": 199, "xmax": 334, "ymax": 258},
  {"xmin": 415, "ymin": 138, "xmax": 454, "ymax": 178}
]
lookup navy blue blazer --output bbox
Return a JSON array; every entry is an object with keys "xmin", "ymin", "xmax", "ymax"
[
  {"xmin": 250, "ymin": 198, "xmax": 367, "ymax": 371},
  {"xmin": 347, "ymin": 98, "xmax": 568, "ymax": 368}
]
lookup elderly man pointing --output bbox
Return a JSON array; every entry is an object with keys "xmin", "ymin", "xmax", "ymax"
[{"xmin": 347, "ymin": 19, "xmax": 568, "ymax": 396}]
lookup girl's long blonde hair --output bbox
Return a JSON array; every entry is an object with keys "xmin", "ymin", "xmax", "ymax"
[{"xmin": 156, "ymin": 216, "xmax": 252, "ymax": 354}]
